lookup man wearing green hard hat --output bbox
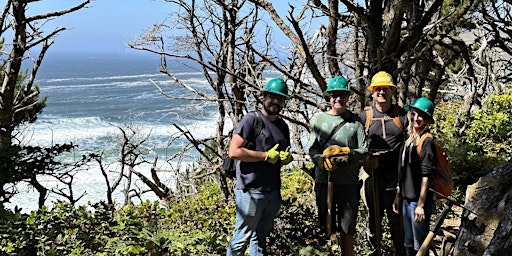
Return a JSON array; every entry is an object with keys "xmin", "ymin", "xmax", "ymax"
[
  {"xmin": 227, "ymin": 77, "xmax": 292, "ymax": 256},
  {"xmin": 308, "ymin": 76, "xmax": 368, "ymax": 255}
]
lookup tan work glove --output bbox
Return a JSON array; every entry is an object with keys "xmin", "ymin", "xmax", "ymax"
[
  {"xmin": 322, "ymin": 145, "xmax": 350, "ymax": 157},
  {"xmin": 318, "ymin": 157, "xmax": 338, "ymax": 171},
  {"xmin": 280, "ymin": 146, "xmax": 293, "ymax": 165},
  {"xmin": 264, "ymin": 144, "xmax": 280, "ymax": 164}
]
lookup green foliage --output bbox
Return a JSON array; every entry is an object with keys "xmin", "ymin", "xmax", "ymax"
[
  {"xmin": 0, "ymin": 62, "xmax": 47, "ymax": 131},
  {"xmin": 432, "ymin": 87, "xmax": 512, "ymax": 187},
  {"xmin": 465, "ymin": 90, "xmax": 512, "ymax": 160},
  {"xmin": 4, "ymin": 163, "xmax": 469, "ymax": 255},
  {"xmin": 162, "ymin": 181, "xmax": 235, "ymax": 255},
  {"xmin": 0, "ymin": 201, "xmax": 117, "ymax": 256},
  {"xmin": 0, "ymin": 168, "xmax": 327, "ymax": 255},
  {"xmin": 268, "ymin": 168, "xmax": 323, "ymax": 255}
]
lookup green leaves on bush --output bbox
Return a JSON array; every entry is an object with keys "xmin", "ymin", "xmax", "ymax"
[{"xmin": 433, "ymin": 86, "xmax": 512, "ymax": 186}]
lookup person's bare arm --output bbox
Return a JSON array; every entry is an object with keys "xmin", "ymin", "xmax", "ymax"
[
  {"xmin": 414, "ymin": 177, "xmax": 429, "ymax": 222},
  {"xmin": 228, "ymin": 134, "xmax": 266, "ymax": 162}
]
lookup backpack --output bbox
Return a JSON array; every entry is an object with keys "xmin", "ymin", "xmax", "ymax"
[
  {"xmin": 222, "ymin": 111, "xmax": 263, "ymax": 179},
  {"xmin": 364, "ymin": 105, "xmax": 404, "ymax": 136},
  {"xmin": 417, "ymin": 133, "xmax": 453, "ymax": 200}
]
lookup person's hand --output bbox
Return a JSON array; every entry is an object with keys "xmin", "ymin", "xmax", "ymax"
[
  {"xmin": 414, "ymin": 205, "xmax": 425, "ymax": 223},
  {"xmin": 322, "ymin": 158, "xmax": 338, "ymax": 172},
  {"xmin": 264, "ymin": 144, "xmax": 280, "ymax": 164},
  {"xmin": 280, "ymin": 146, "xmax": 293, "ymax": 165},
  {"xmin": 323, "ymin": 145, "xmax": 350, "ymax": 157},
  {"xmin": 392, "ymin": 193, "xmax": 401, "ymax": 214},
  {"xmin": 366, "ymin": 155, "xmax": 379, "ymax": 169},
  {"xmin": 318, "ymin": 157, "xmax": 326, "ymax": 170}
]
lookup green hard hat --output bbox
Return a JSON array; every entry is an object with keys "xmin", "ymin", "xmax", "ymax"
[
  {"xmin": 263, "ymin": 78, "xmax": 289, "ymax": 98},
  {"xmin": 405, "ymin": 97, "xmax": 435, "ymax": 123},
  {"xmin": 325, "ymin": 76, "xmax": 350, "ymax": 95}
]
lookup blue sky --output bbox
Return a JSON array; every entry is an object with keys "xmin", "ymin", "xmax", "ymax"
[
  {"xmin": 27, "ymin": 0, "xmax": 170, "ymax": 54},
  {"xmin": 26, "ymin": 0, "xmax": 303, "ymax": 55}
]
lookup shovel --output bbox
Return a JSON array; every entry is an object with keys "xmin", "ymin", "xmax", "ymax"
[
  {"xmin": 416, "ymin": 189, "xmax": 477, "ymax": 256},
  {"xmin": 326, "ymin": 169, "xmax": 333, "ymax": 238},
  {"xmin": 416, "ymin": 200, "xmax": 454, "ymax": 256}
]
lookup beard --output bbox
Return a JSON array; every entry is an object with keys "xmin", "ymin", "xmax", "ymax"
[{"xmin": 264, "ymin": 103, "xmax": 282, "ymax": 115}]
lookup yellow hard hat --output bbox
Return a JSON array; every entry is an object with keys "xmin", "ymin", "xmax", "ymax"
[{"xmin": 367, "ymin": 71, "xmax": 397, "ymax": 91}]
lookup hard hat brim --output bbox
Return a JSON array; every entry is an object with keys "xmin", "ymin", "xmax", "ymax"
[
  {"xmin": 367, "ymin": 84, "xmax": 397, "ymax": 92},
  {"xmin": 404, "ymin": 105, "xmax": 435, "ymax": 124},
  {"xmin": 265, "ymin": 90, "xmax": 290, "ymax": 99},
  {"xmin": 324, "ymin": 89, "xmax": 350, "ymax": 96}
]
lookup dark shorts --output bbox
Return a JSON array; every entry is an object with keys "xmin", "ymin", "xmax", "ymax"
[{"xmin": 314, "ymin": 183, "xmax": 360, "ymax": 235}]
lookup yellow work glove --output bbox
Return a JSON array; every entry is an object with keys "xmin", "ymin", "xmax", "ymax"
[
  {"xmin": 280, "ymin": 146, "xmax": 293, "ymax": 165},
  {"xmin": 322, "ymin": 145, "xmax": 350, "ymax": 157},
  {"xmin": 323, "ymin": 157, "xmax": 338, "ymax": 171},
  {"xmin": 264, "ymin": 144, "xmax": 280, "ymax": 164}
]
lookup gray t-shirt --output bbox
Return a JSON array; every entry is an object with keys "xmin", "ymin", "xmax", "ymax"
[
  {"xmin": 234, "ymin": 110, "xmax": 290, "ymax": 192},
  {"xmin": 359, "ymin": 105, "xmax": 408, "ymax": 187}
]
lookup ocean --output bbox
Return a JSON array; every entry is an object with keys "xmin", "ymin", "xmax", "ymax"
[{"xmin": 8, "ymin": 51, "xmax": 220, "ymax": 212}]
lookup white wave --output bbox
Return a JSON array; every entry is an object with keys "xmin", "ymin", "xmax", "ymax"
[
  {"xmin": 19, "ymin": 114, "xmax": 224, "ymax": 153},
  {"xmin": 42, "ymin": 80, "xmax": 161, "ymax": 91},
  {"xmin": 22, "ymin": 117, "xmax": 109, "ymax": 144},
  {"xmin": 46, "ymin": 73, "xmax": 165, "ymax": 83}
]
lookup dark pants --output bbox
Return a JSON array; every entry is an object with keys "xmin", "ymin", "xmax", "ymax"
[
  {"xmin": 314, "ymin": 183, "xmax": 360, "ymax": 235},
  {"xmin": 364, "ymin": 175, "xmax": 406, "ymax": 256}
]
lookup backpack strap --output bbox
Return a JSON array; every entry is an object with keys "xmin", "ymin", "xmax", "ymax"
[
  {"xmin": 252, "ymin": 111, "xmax": 263, "ymax": 135},
  {"xmin": 390, "ymin": 105, "xmax": 404, "ymax": 133},
  {"xmin": 244, "ymin": 111, "xmax": 264, "ymax": 151},
  {"xmin": 364, "ymin": 106, "xmax": 372, "ymax": 134},
  {"xmin": 319, "ymin": 113, "xmax": 355, "ymax": 150},
  {"xmin": 364, "ymin": 105, "xmax": 404, "ymax": 138},
  {"xmin": 417, "ymin": 133, "xmax": 433, "ymax": 155}
]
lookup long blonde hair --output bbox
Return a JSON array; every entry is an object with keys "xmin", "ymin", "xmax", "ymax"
[{"xmin": 405, "ymin": 111, "xmax": 431, "ymax": 147}]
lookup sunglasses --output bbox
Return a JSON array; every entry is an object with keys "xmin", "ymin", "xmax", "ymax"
[
  {"xmin": 373, "ymin": 87, "xmax": 391, "ymax": 92},
  {"xmin": 330, "ymin": 93, "xmax": 349, "ymax": 99}
]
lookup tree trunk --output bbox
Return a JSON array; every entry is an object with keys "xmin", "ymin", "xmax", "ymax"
[{"xmin": 453, "ymin": 159, "xmax": 512, "ymax": 255}]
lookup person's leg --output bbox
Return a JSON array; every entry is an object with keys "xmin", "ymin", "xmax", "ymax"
[
  {"xmin": 314, "ymin": 183, "xmax": 328, "ymax": 235},
  {"xmin": 411, "ymin": 215, "xmax": 430, "ymax": 253},
  {"xmin": 402, "ymin": 200, "xmax": 416, "ymax": 256},
  {"xmin": 332, "ymin": 185, "xmax": 343, "ymax": 234},
  {"xmin": 364, "ymin": 175, "xmax": 377, "ymax": 246},
  {"xmin": 364, "ymin": 175, "xmax": 384, "ymax": 254},
  {"xmin": 227, "ymin": 189, "xmax": 259, "ymax": 256},
  {"xmin": 411, "ymin": 197, "xmax": 435, "ymax": 251},
  {"xmin": 338, "ymin": 184, "xmax": 360, "ymax": 256},
  {"xmin": 341, "ymin": 233, "xmax": 355, "ymax": 256},
  {"xmin": 252, "ymin": 190, "xmax": 281, "ymax": 256},
  {"xmin": 383, "ymin": 190, "xmax": 406, "ymax": 256}
]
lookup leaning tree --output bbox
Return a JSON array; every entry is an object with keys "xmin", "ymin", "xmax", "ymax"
[{"xmin": 0, "ymin": 0, "xmax": 91, "ymax": 206}]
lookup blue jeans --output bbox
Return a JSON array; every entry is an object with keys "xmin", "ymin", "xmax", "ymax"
[
  {"xmin": 402, "ymin": 197, "xmax": 435, "ymax": 255},
  {"xmin": 227, "ymin": 189, "xmax": 281, "ymax": 256}
]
